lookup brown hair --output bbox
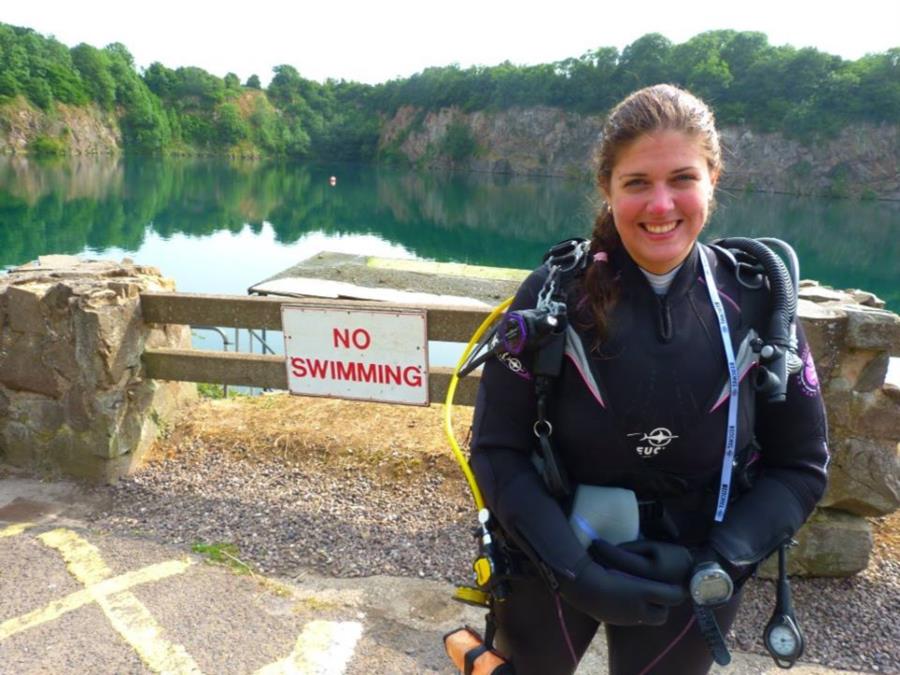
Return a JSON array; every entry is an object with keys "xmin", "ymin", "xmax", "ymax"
[{"xmin": 580, "ymin": 83, "xmax": 723, "ymax": 343}]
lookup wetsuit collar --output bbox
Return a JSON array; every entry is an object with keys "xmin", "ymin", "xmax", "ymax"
[{"xmin": 614, "ymin": 242, "xmax": 702, "ymax": 299}]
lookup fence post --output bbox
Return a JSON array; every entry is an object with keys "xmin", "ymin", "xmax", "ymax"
[{"xmin": 0, "ymin": 256, "xmax": 196, "ymax": 482}]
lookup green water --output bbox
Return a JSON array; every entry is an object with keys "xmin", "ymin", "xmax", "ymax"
[{"xmin": 1, "ymin": 155, "xmax": 897, "ymax": 310}]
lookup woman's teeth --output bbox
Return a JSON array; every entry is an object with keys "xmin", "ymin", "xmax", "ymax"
[{"xmin": 643, "ymin": 221, "xmax": 678, "ymax": 234}]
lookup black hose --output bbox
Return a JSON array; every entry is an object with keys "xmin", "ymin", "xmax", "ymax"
[{"xmin": 713, "ymin": 237, "xmax": 796, "ymax": 402}]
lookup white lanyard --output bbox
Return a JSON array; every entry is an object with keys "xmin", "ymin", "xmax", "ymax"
[{"xmin": 698, "ymin": 247, "xmax": 739, "ymax": 522}]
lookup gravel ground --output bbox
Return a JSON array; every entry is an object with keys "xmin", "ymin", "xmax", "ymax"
[{"xmin": 85, "ymin": 400, "xmax": 898, "ymax": 674}]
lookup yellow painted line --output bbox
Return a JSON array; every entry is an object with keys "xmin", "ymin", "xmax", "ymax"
[
  {"xmin": 367, "ymin": 256, "xmax": 529, "ymax": 282},
  {"xmin": 0, "ymin": 522, "xmax": 34, "ymax": 538},
  {"xmin": 0, "ymin": 559, "xmax": 192, "ymax": 641},
  {"xmin": 254, "ymin": 620, "xmax": 363, "ymax": 675},
  {"xmin": 38, "ymin": 528, "xmax": 203, "ymax": 674}
]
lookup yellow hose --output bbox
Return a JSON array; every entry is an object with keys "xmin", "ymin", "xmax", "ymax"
[{"xmin": 443, "ymin": 296, "xmax": 514, "ymax": 510}]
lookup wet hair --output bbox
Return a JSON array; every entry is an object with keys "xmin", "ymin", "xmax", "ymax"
[{"xmin": 580, "ymin": 84, "xmax": 722, "ymax": 344}]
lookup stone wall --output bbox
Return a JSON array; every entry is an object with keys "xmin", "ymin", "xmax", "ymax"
[
  {"xmin": 0, "ymin": 256, "xmax": 195, "ymax": 482},
  {"xmin": 757, "ymin": 282, "xmax": 900, "ymax": 577}
]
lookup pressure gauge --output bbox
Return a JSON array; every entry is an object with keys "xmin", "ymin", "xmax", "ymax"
[{"xmin": 764, "ymin": 613, "xmax": 804, "ymax": 667}]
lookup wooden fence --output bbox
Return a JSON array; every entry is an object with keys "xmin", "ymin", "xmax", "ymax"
[{"xmin": 140, "ymin": 292, "xmax": 489, "ymax": 406}]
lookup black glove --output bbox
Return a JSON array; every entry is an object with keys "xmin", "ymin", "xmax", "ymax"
[
  {"xmin": 588, "ymin": 538, "xmax": 693, "ymax": 585},
  {"xmin": 557, "ymin": 555, "xmax": 687, "ymax": 626}
]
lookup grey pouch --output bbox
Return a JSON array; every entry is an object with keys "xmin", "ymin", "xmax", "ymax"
[{"xmin": 568, "ymin": 485, "xmax": 639, "ymax": 547}]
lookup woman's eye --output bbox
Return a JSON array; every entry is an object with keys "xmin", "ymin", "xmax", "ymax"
[
  {"xmin": 624, "ymin": 179, "xmax": 646, "ymax": 188},
  {"xmin": 674, "ymin": 174, "xmax": 698, "ymax": 182}
]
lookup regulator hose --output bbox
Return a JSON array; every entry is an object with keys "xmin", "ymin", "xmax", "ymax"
[
  {"xmin": 443, "ymin": 296, "xmax": 514, "ymax": 510},
  {"xmin": 713, "ymin": 237, "xmax": 797, "ymax": 402}
]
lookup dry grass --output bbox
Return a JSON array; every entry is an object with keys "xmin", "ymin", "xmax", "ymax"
[{"xmin": 153, "ymin": 393, "xmax": 475, "ymax": 484}]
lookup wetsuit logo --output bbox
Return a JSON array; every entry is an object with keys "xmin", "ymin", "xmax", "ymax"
[
  {"xmin": 497, "ymin": 351, "xmax": 531, "ymax": 380},
  {"xmin": 799, "ymin": 344, "xmax": 820, "ymax": 397},
  {"xmin": 627, "ymin": 427, "xmax": 679, "ymax": 458}
]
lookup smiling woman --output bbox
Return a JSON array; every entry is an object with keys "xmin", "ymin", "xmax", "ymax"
[{"xmin": 464, "ymin": 84, "xmax": 830, "ymax": 675}]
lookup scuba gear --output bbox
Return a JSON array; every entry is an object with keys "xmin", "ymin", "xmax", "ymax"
[
  {"xmin": 568, "ymin": 485, "xmax": 639, "ymax": 548},
  {"xmin": 556, "ymin": 556, "xmax": 687, "ymax": 627},
  {"xmin": 444, "ymin": 626, "xmax": 513, "ymax": 674},
  {"xmin": 588, "ymin": 538, "xmax": 694, "ymax": 586},
  {"xmin": 763, "ymin": 541, "xmax": 805, "ymax": 668},
  {"xmin": 694, "ymin": 604, "xmax": 732, "ymax": 666},
  {"xmin": 449, "ymin": 236, "xmax": 823, "ymax": 673},
  {"xmin": 711, "ymin": 237, "xmax": 801, "ymax": 403},
  {"xmin": 689, "ymin": 562, "xmax": 734, "ymax": 606}
]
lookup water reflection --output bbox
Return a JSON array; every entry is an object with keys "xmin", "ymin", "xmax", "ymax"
[{"xmin": 1, "ymin": 155, "xmax": 897, "ymax": 310}]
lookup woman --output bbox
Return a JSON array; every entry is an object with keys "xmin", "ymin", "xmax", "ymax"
[{"xmin": 469, "ymin": 84, "xmax": 829, "ymax": 675}]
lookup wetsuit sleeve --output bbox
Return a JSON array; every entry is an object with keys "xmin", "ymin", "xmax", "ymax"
[
  {"xmin": 469, "ymin": 267, "xmax": 589, "ymax": 579},
  {"xmin": 709, "ymin": 321, "xmax": 829, "ymax": 566}
]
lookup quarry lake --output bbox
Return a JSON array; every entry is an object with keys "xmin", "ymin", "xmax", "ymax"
[{"xmin": 2, "ymin": 155, "xmax": 897, "ymax": 312}]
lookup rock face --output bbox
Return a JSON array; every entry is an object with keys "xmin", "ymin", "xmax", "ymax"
[
  {"xmin": 380, "ymin": 106, "xmax": 900, "ymax": 200},
  {"xmin": 0, "ymin": 256, "xmax": 195, "ymax": 482},
  {"xmin": 0, "ymin": 99, "xmax": 121, "ymax": 155}
]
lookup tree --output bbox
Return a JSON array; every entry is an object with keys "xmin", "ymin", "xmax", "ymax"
[
  {"xmin": 245, "ymin": 74, "xmax": 261, "ymax": 89},
  {"xmin": 71, "ymin": 43, "xmax": 116, "ymax": 108},
  {"xmin": 215, "ymin": 102, "xmax": 249, "ymax": 145}
]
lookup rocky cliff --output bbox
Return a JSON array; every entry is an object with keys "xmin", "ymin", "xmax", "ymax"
[
  {"xmin": 380, "ymin": 105, "xmax": 900, "ymax": 200},
  {"xmin": 0, "ymin": 97, "xmax": 121, "ymax": 155}
]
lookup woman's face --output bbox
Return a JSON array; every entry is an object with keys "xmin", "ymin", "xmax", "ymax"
[{"xmin": 604, "ymin": 130, "xmax": 718, "ymax": 275}]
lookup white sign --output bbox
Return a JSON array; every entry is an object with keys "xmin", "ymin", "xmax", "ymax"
[{"xmin": 281, "ymin": 304, "xmax": 429, "ymax": 406}]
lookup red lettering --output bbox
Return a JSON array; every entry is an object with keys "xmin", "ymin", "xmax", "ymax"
[
  {"xmin": 290, "ymin": 357, "xmax": 425, "ymax": 389},
  {"xmin": 384, "ymin": 364, "xmax": 401, "ymax": 385},
  {"xmin": 307, "ymin": 358, "xmax": 329, "ymax": 378},
  {"xmin": 403, "ymin": 366, "xmax": 423, "ymax": 387},
  {"xmin": 290, "ymin": 356, "xmax": 307, "ymax": 377},
  {"xmin": 352, "ymin": 328, "xmax": 371, "ymax": 350},
  {"xmin": 357, "ymin": 362, "xmax": 378, "ymax": 383},
  {"xmin": 335, "ymin": 360, "xmax": 357, "ymax": 381},
  {"xmin": 333, "ymin": 327, "xmax": 371, "ymax": 350},
  {"xmin": 333, "ymin": 328, "xmax": 351, "ymax": 348}
]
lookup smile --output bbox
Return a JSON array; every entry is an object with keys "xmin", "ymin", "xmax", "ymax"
[{"xmin": 641, "ymin": 221, "xmax": 680, "ymax": 234}]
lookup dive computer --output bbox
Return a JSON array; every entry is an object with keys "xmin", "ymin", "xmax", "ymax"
[{"xmin": 689, "ymin": 561, "xmax": 733, "ymax": 606}]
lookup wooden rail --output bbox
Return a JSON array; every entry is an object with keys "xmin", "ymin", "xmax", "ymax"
[{"xmin": 140, "ymin": 292, "xmax": 488, "ymax": 406}]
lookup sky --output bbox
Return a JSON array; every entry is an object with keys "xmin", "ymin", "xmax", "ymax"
[{"xmin": 3, "ymin": 1, "xmax": 898, "ymax": 86}]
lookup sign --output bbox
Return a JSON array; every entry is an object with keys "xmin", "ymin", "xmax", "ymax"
[{"xmin": 281, "ymin": 304, "xmax": 429, "ymax": 406}]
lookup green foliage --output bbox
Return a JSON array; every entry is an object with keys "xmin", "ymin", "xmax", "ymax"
[
  {"xmin": 215, "ymin": 102, "xmax": 249, "ymax": 145},
  {"xmin": 191, "ymin": 541, "xmax": 252, "ymax": 574},
  {"xmin": 1, "ymin": 21, "xmax": 897, "ymax": 159},
  {"xmin": 28, "ymin": 134, "xmax": 67, "ymax": 155},
  {"xmin": 197, "ymin": 382, "xmax": 226, "ymax": 398},
  {"xmin": 440, "ymin": 120, "xmax": 477, "ymax": 161},
  {"xmin": 71, "ymin": 43, "xmax": 116, "ymax": 108}
]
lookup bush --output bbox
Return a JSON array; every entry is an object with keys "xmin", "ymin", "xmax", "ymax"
[
  {"xmin": 440, "ymin": 120, "xmax": 477, "ymax": 161},
  {"xmin": 28, "ymin": 134, "xmax": 67, "ymax": 155}
]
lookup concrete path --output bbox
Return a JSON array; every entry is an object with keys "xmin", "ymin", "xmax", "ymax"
[{"xmin": 0, "ymin": 472, "xmax": 866, "ymax": 674}]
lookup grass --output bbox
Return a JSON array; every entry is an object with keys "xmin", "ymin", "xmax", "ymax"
[{"xmin": 191, "ymin": 541, "xmax": 254, "ymax": 575}]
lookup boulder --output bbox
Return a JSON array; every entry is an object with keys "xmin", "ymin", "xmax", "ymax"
[{"xmin": 758, "ymin": 508, "xmax": 873, "ymax": 578}]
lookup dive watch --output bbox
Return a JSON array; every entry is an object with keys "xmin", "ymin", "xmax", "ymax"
[{"xmin": 689, "ymin": 561, "xmax": 734, "ymax": 606}]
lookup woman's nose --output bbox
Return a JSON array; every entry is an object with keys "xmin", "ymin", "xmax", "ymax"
[{"xmin": 646, "ymin": 185, "xmax": 674, "ymax": 214}]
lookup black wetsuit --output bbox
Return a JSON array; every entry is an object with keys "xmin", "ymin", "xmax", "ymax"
[{"xmin": 470, "ymin": 243, "xmax": 829, "ymax": 675}]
